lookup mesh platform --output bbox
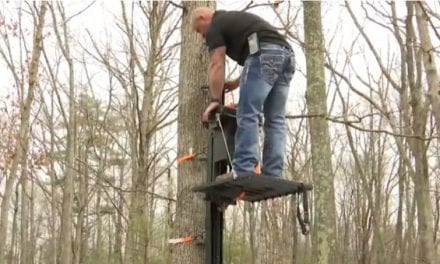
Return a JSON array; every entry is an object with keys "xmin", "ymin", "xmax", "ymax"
[{"xmin": 192, "ymin": 174, "xmax": 313, "ymax": 205}]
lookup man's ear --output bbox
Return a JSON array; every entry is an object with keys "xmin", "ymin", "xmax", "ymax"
[{"xmin": 199, "ymin": 14, "xmax": 206, "ymax": 23}]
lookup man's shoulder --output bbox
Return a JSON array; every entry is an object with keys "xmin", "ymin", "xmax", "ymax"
[
  {"xmin": 215, "ymin": 10, "xmax": 264, "ymax": 28},
  {"xmin": 209, "ymin": 10, "xmax": 232, "ymax": 32},
  {"xmin": 213, "ymin": 10, "xmax": 253, "ymax": 21}
]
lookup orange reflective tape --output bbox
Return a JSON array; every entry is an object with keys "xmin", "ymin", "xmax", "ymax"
[
  {"xmin": 168, "ymin": 236, "xmax": 194, "ymax": 244},
  {"xmin": 177, "ymin": 154, "xmax": 196, "ymax": 165},
  {"xmin": 255, "ymin": 163, "xmax": 261, "ymax": 174}
]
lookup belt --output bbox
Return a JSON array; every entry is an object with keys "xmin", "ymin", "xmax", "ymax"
[{"xmin": 260, "ymin": 42, "xmax": 293, "ymax": 52}]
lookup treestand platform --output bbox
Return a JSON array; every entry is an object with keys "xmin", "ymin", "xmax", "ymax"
[
  {"xmin": 192, "ymin": 173, "xmax": 313, "ymax": 205},
  {"xmin": 192, "ymin": 97, "xmax": 313, "ymax": 264}
]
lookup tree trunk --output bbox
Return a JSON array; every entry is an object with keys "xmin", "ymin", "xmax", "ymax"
[
  {"xmin": 49, "ymin": 3, "xmax": 78, "ymax": 263},
  {"xmin": 0, "ymin": 177, "xmax": 15, "ymax": 264},
  {"xmin": 414, "ymin": 2, "xmax": 440, "ymax": 128},
  {"xmin": 291, "ymin": 197, "xmax": 298, "ymax": 264},
  {"xmin": 94, "ymin": 166, "xmax": 103, "ymax": 263},
  {"xmin": 74, "ymin": 145, "xmax": 88, "ymax": 264},
  {"xmin": 6, "ymin": 186, "xmax": 19, "ymax": 264},
  {"xmin": 114, "ymin": 165, "xmax": 124, "ymax": 264},
  {"xmin": 29, "ymin": 175, "xmax": 36, "ymax": 264},
  {"xmin": 395, "ymin": 160, "xmax": 405, "ymax": 264},
  {"xmin": 48, "ymin": 92, "xmax": 58, "ymax": 264},
  {"xmin": 122, "ymin": 2, "xmax": 161, "ymax": 262},
  {"xmin": 19, "ymin": 157, "xmax": 30, "ymax": 264},
  {"xmin": 164, "ymin": 169, "xmax": 173, "ymax": 264},
  {"xmin": 171, "ymin": 1, "xmax": 215, "ymax": 263},
  {"xmin": 0, "ymin": 3, "xmax": 47, "ymax": 262},
  {"xmin": 406, "ymin": 3, "xmax": 435, "ymax": 263},
  {"xmin": 58, "ymin": 55, "xmax": 75, "ymax": 264},
  {"xmin": 303, "ymin": 2, "xmax": 337, "ymax": 263},
  {"xmin": 247, "ymin": 203, "xmax": 257, "ymax": 264}
]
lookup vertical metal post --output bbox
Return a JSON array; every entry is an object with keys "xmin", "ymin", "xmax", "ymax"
[
  {"xmin": 205, "ymin": 128, "xmax": 226, "ymax": 264},
  {"xmin": 202, "ymin": 87, "xmax": 236, "ymax": 264}
]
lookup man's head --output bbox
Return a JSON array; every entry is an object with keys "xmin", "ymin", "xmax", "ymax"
[{"xmin": 191, "ymin": 7, "xmax": 215, "ymax": 39}]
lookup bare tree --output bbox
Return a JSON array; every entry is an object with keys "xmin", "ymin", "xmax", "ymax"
[
  {"xmin": 83, "ymin": 1, "xmax": 180, "ymax": 262},
  {"xmin": 0, "ymin": 2, "xmax": 47, "ymax": 263},
  {"xmin": 46, "ymin": 2, "xmax": 77, "ymax": 263},
  {"xmin": 171, "ymin": 1, "xmax": 215, "ymax": 263},
  {"xmin": 415, "ymin": 2, "xmax": 440, "ymax": 128},
  {"xmin": 303, "ymin": 2, "xmax": 337, "ymax": 263}
]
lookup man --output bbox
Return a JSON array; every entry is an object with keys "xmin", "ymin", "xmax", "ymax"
[{"xmin": 191, "ymin": 7, "xmax": 295, "ymax": 179}]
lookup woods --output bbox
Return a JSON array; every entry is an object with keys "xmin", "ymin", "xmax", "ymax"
[{"xmin": 0, "ymin": 1, "xmax": 440, "ymax": 264}]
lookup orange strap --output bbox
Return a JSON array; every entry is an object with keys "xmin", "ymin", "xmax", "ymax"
[
  {"xmin": 226, "ymin": 103, "xmax": 237, "ymax": 109},
  {"xmin": 236, "ymin": 163, "xmax": 260, "ymax": 202},
  {"xmin": 177, "ymin": 154, "xmax": 196, "ymax": 165},
  {"xmin": 236, "ymin": 192, "xmax": 246, "ymax": 201},
  {"xmin": 168, "ymin": 236, "xmax": 195, "ymax": 245}
]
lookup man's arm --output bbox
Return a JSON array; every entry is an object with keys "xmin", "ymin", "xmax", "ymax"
[
  {"xmin": 208, "ymin": 46, "xmax": 226, "ymax": 101},
  {"xmin": 224, "ymin": 77, "xmax": 240, "ymax": 92}
]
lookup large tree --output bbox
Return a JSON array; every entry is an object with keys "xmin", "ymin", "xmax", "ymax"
[
  {"xmin": 0, "ymin": 3, "xmax": 47, "ymax": 263},
  {"xmin": 47, "ymin": 2, "xmax": 77, "ymax": 263},
  {"xmin": 171, "ymin": 1, "xmax": 216, "ymax": 263},
  {"xmin": 303, "ymin": 2, "xmax": 337, "ymax": 263}
]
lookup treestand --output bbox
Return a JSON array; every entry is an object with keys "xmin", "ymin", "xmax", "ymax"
[{"xmin": 191, "ymin": 105, "xmax": 313, "ymax": 264}]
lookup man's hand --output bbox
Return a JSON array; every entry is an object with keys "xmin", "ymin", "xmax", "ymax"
[
  {"xmin": 224, "ymin": 79, "xmax": 239, "ymax": 93},
  {"xmin": 202, "ymin": 101, "xmax": 220, "ymax": 124}
]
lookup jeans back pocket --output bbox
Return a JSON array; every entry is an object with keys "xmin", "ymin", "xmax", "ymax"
[
  {"xmin": 259, "ymin": 53, "xmax": 285, "ymax": 85},
  {"xmin": 283, "ymin": 53, "xmax": 296, "ymax": 82}
]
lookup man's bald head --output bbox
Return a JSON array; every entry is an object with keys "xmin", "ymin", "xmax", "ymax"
[{"xmin": 191, "ymin": 7, "xmax": 215, "ymax": 39}]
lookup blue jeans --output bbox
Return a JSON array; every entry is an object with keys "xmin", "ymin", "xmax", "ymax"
[{"xmin": 233, "ymin": 43, "xmax": 295, "ymax": 178}]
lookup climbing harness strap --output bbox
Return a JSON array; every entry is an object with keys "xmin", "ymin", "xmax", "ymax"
[{"xmin": 296, "ymin": 186, "xmax": 310, "ymax": 235}]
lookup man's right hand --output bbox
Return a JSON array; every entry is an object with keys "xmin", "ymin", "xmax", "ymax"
[{"xmin": 224, "ymin": 78, "xmax": 239, "ymax": 93}]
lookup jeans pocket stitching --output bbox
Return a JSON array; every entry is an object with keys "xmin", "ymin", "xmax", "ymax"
[{"xmin": 260, "ymin": 54, "xmax": 285, "ymax": 84}]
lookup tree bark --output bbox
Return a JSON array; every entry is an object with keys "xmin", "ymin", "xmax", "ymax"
[
  {"xmin": 415, "ymin": 2, "xmax": 440, "ymax": 128},
  {"xmin": 19, "ymin": 153, "xmax": 30, "ymax": 264},
  {"xmin": 395, "ymin": 160, "xmax": 405, "ymax": 264},
  {"xmin": 6, "ymin": 186, "xmax": 19, "ymax": 264},
  {"xmin": 73, "ymin": 144, "xmax": 88, "ymax": 264},
  {"xmin": 29, "ymin": 174, "xmax": 36, "ymax": 264},
  {"xmin": 48, "ymin": 89, "xmax": 58, "ymax": 264},
  {"xmin": 303, "ymin": 2, "xmax": 337, "ymax": 263},
  {"xmin": 0, "ymin": 3, "xmax": 47, "ymax": 263},
  {"xmin": 171, "ymin": 1, "xmax": 215, "ymax": 263},
  {"xmin": 114, "ymin": 165, "xmax": 124, "ymax": 264},
  {"xmin": 406, "ymin": 3, "xmax": 435, "ymax": 263}
]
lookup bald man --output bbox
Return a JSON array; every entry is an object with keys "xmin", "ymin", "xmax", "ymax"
[{"xmin": 192, "ymin": 8, "xmax": 295, "ymax": 179}]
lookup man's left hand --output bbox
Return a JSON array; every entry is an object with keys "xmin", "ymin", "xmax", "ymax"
[{"xmin": 202, "ymin": 101, "xmax": 220, "ymax": 124}]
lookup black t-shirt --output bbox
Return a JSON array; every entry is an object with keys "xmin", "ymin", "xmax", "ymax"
[{"xmin": 206, "ymin": 10, "xmax": 291, "ymax": 66}]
